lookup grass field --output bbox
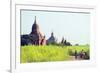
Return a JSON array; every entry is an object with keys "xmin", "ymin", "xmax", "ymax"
[{"xmin": 20, "ymin": 45, "xmax": 89, "ymax": 63}]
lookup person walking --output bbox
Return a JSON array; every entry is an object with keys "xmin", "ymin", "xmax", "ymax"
[{"xmin": 75, "ymin": 50, "xmax": 78, "ymax": 59}]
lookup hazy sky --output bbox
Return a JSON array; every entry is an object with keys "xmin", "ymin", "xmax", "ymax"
[{"xmin": 21, "ymin": 10, "xmax": 90, "ymax": 45}]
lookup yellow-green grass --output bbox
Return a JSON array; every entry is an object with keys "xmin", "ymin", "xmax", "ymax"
[{"xmin": 20, "ymin": 45, "xmax": 89, "ymax": 63}]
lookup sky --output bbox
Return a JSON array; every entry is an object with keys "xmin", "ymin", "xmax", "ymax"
[{"xmin": 21, "ymin": 10, "xmax": 90, "ymax": 45}]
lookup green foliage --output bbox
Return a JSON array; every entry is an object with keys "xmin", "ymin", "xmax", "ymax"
[{"xmin": 21, "ymin": 45, "xmax": 89, "ymax": 63}]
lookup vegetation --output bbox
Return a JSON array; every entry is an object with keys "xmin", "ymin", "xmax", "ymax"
[{"xmin": 20, "ymin": 45, "xmax": 89, "ymax": 63}]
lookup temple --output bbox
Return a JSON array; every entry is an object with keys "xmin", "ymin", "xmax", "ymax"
[
  {"xmin": 47, "ymin": 32, "xmax": 57, "ymax": 45},
  {"xmin": 21, "ymin": 16, "xmax": 46, "ymax": 46}
]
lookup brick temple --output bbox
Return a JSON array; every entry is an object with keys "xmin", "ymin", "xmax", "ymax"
[{"xmin": 21, "ymin": 16, "xmax": 46, "ymax": 45}]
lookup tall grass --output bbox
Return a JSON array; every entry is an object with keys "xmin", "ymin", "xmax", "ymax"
[{"xmin": 21, "ymin": 45, "xmax": 89, "ymax": 63}]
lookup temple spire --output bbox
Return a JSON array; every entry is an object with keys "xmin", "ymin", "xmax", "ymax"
[
  {"xmin": 51, "ymin": 32, "xmax": 54, "ymax": 36},
  {"xmin": 34, "ymin": 16, "xmax": 36, "ymax": 24}
]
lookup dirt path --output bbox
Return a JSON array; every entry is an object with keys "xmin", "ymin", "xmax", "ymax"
[{"xmin": 69, "ymin": 56, "xmax": 83, "ymax": 60}]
